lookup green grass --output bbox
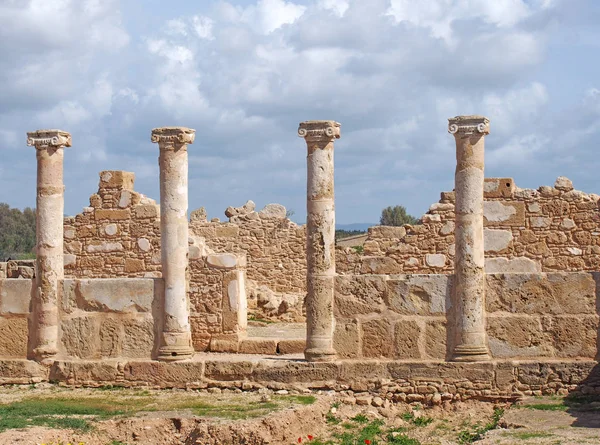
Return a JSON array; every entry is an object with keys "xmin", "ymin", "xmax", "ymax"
[
  {"xmin": 0, "ymin": 397, "xmax": 131, "ymax": 432},
  {"xmin": 457, "ymin": 407, "xmax": 504, "ymax": 444},
  {"xmin": 350, "ymin": 414, "xmax": 369, "ymax": 424},
  {"xmin": 400, "ymin": 411, "xmax": 433, "ymax": 427},
  {"xmin": 521, "ymin": 403, "xmax": 568, "ymax": 411},
  {"xmin": 508, "ymin": 431, "xmax": 554, "ymax": 440}
]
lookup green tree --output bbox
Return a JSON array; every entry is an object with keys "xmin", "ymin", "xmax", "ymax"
[
  {"xmin": 0, "ymin": 203, "xmax": 36, "ymax": 260},
  {"xmin": 379, "ymin": 205, "xmax": 418, "ymax": 226}
]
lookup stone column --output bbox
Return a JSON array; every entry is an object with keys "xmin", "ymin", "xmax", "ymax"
[
  {"xmin": 448, "ymin": 115, "xmax": 491, "ymax": 362},
  {"xmin": 151, "ymin": 127, "xmax": 195, "ymax": 361},
  {"xmin": 26, "ymin": 129, "xmax": 71, "ymax": 362},
  {"xmin": 298, "ymin": 120, "xmax": 340, "ymax": 362}
]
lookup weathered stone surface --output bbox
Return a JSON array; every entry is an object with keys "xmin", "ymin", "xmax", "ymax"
[
  {"xmin": 277, "ymin": 339, "xmax": 305, "ymax": 355},
  {"xmin": 0, "ymin": 279, "xmax": 33, "ymax": 315},
  {"xmin": 484, "ymin": 229, "xmax": 513, "ymax": 253},
  {"xmin": 485, "ymin": 257, "xmax": 541, "ymax": 273},
  {"xmin": 425, "ymin": 254, "xmax": 446, "ymax": 268},
  {"xmin": 424, "ymin": 320, "xmax": 447, "ymax": 360},
  {"xmin": 554, "ymin": 176, "xmax": 574, "ymax": 192},
  {"xmin": 484, "ymin": 178, "xmax": 515, "ymax": 198},
  {"xmin": 0, "ymin": 318, "xmax": 28, "ymax": 357},
  {"xmin": 121, "ymin": 318, "xmax": 154, "ymax": 358},
  {"xmin": 385, "ymin": 274, "xmax": 451, "ymax": 315},
  {"xmin": 393, "ymin": 320, "xmax": 421, "ymax": 359},
  {"xmin": 488, "ymin": 315, "xmax": 550, "ymax": 358},
  {"xmin": 486, "ymin": 272, "xmax": 596, "ymax": 315},
  {"xmin": 543, "ymin": 315, "xmax": 599, "ymax": 358},
  {"xmin": 65, "ymin": 279, "xmax": 156, "ymax": 313},
  {"xmin": 335, "ymin": 275, "xmax": 387, "ymax": 316},
  {"xmin": 258, "ymin": 204, "xmax": 287, "ymax": 219},
  {"xmin": 484, "ymin": 201, "xmax": 524, "ymax": 226},
  {"xmin": 239, "ymin": 339, "xmax": 278, "ymax": 355},
  {"xmin": 362, "ymin": 319, "xmax": 393, "ymax": 358},
  {"xmin": 61, "ymin": 316, "xmax": 100, "ymax": 358},
  {"xmin": 333, "ymin": 318, "xmax": 360, "ymax": 359},
  {"xmin": 207, "ymin": 254, "xmax": 239, "ymax": 269}
]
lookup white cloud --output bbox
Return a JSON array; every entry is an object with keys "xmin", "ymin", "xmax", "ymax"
[
  {"xmin": 318, "ymin": 0, "xmax": 349, "ymax": 17},
  {"xmin": 193, "ymin": 15, "xmax": 215, "ymax": 39},
  {"xmin": 240, "ymin": 0, "xmax": 306, "ymax": 34}
]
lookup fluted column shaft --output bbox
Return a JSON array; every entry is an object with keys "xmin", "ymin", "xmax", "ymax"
[
  {"xmin": 298, "ymin": 120, "xmax": 340, "ymax": 362},
  {"xmin": 151, "ymin": 127, "xmax": 195, "ymax": 361},
  {"xmin": 27, "ymin": 130, "xmax": 71, "ymax": 362},
  {"xmin": 448, "ymin": 116, "xmax": 491, "ymax": 362}
]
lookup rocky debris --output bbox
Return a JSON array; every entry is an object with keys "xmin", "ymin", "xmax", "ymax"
[
  {"xmin": 190, "ymin": 207, "xmax": 207, "ymax": 222},
  {"xmin": 225, "ymin": 200, "xmax": 256, "ymax": 219},
  {"xmin": 246, "ymin": 280, "xmax": 305, "ymax": 322},
  {"xmin": 258, "ymin": 204, "xmax": 287, "ymax": 219},
  {"xmin": 554, "ymin": 176, "xmax": 574, "ymax": 192}
]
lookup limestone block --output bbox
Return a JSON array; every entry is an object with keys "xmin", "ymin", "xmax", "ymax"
[
  {"xmin": 239, "ymin": 339, "xmax": 278, "ymax": 354},
  {"xmin": 421, "ymin": 214, "xmax": 441, "ymax": 223},
  {"xmin": 334, "ymin": 275, "xmax": 387, "ymax": 316},
  {"xmin": 259, "ymin": 204, "xmax": 287, "ymax": 219},
  {"xmin": 277, "ymin": 339, "xmax": 305, "ymax": 354},
  {"xmin": 64, "ymin": 254, "xmax": 77, "ymax": 267},
  {"xmin": 359, "ymin": 256, "xmax": 400, "ymax": 274},
  {"xmin": 424, "ymin": 320, "xmax": 447, "ymax": 360},
  {"xmin": 526, "ymin": 241, "xmax": 551, "ymax": 256},
  {"xmin": 118, "ymin": 190, "xmax": 133, "ymax": 208},
  {"xmin": 560, "ymin": 218, "xmax": 576, "ymax": 230},
  {"xmin": 484, "ymin": 178, "xmax": 515, "ymax": 198},
  {"xmin": 225, "ymin": 200, "xmax": 255, "ymax": 218},
  {"xmin": 134, "ymin": 204, "xmax": 159, "ymax": 219},
  {"xmin": 99, "ymin": 317, "xmax": 123, "ymax": 358},
  {"xmin": 485, "ymin": 257, "xmax": 541, "ymax": 273},
  {"xmin": 385, "ymin": 274, "xmax": 451, "ymax": 315},
  {"xmin": 0, "ymin": 318, "xmax": 28, "ymax": 357},
  {"xmin": 567, "ymin": 247, "xmax": 582, "ymax": 256},
  {"xmin": 484, "ymin": 229, "xmax": 513, "ymax": 253},
  {"xmin": 527, "ymin": 202, "xmax": 541, "ymax": 213},
  {"xmin": 425, "ymin": 253, "xmax": 446, "ymax": 268},
  {"xmin": 64, "ymin": 228, "xmax": 76, "ymax": 239},
  {"xmin": 215, "ymin": 225, "xmax": 240, "ymax": 238},
  {"xmin": 362, "ymin": 319, "xmax": 393, "ymax": 358},
  {"xmin": 530, "ymin": 217, "xmax": 551, "ymax": 228},
  {"xmin": 137, "ymin": 238, "xmax": 151, "ymax": 252},
  {"xmin": 124, "ymin": 259, "xmax": 145, "ymax": 273},
  {"xmin": 61, "ymin": 316, "xmax": 101, "ymax": 358},
  {"xmin": 487, "ymin": 315, "xmax": 551, "ymax": 358},
  {"xmin": 207, "ymin": 253, "xmax": 239, "ymax": 269},
  {"xmin": 428, "ymin": 203, "xmax": 454, "ymax": 213},
  {"xmin": 67, "ymin": 278, "xmax": 156, "ymax": 313},
  {"xmin": 440, "ymin": 191, "xmax": 455, "ymax": 203},
  {"xmin": 94, "ymin": 209, "xmax": 130, "ymax": 221},
  {"xmin": 190, "ymin": 207, "xmax": 207, "ymax": 222},
  {"xmin": 543, "ymin": 315, "xmax": 598, "ymax": 358},
  {"xmin": 440, "ymin": 221, "xmax": 455, "ymax": 236},
  {"xmin": 486, "ymin": 272, "xmax": 596, "ymax": 315},
  {"xmin": 483, "ymin": 201, "xmax": 524, "ymax": 226},
  {"xmin": 333, "ymin": 318, "xmax": 360, "ymax": 358},
  {"xmin": 0, "ymin": 279, "xmax": 33, "ymax": 314},
  {"xmin": 554, "ymin": 176, "xmax": 574, "ymax": 192},
  {"xmin": 393, "ymin": 319, "xmax": 421, "ymax": 359},
  {"xmin": 124, "ymin": 361, "xmax": 205, "ymax": 384},
  {"xmin": 86, "ymin": 242, "xmax": 124, "ymax": 253},
  {"xmin": 122, "ymin": 318, "xmax": 154, "ymax": 358},
  {"xmin": 368, "ymin": 226, "xmax": 406, "ymax": 239},
  {"xmin": 104, "ymin": 223, "xmax": 118, "ymax": 236},
  {"xmin": 99, "ymin": 170, "xmax": 135, "ymax": 190}
]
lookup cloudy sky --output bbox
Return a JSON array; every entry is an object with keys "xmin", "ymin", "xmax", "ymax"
[{"xmin": 0, "ymin": 0, "xmax": 599, "ymax": 224}]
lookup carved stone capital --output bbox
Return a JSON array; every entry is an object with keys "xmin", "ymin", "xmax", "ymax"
[
  {"xmin": 298, "ymin": 120, "xmax": 341, "ymax": 142},
  {"xmin": 448, "ymin": 115, "xmax": 490, "ymax": 136},
  {"xmin": 151, "ymin": 127, "xmax": 195, "ymax": 146},
  {"xmin": 26, "ymin": 130, "xmax": 72, "ymax": 148}
]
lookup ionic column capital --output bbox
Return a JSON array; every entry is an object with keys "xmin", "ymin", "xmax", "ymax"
[
  {"xmin": 26, "ymin": 129, "xmax": 72, "ymax": 149},
  {"xmin": 298, "ymin": 120, "xmax": 341, "ymax": 142},
  {"xmin": 151, "ymin": 127, "xmax": 196, "ymax": 147},
  {"xmin": 448, "ymin": 115, "xmax": 490, "ymax": 136}
]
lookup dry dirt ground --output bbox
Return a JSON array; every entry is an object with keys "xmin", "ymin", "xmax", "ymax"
[{"xmin": 0, "ymin": 385, "xmax": 599, "ymax": 445}]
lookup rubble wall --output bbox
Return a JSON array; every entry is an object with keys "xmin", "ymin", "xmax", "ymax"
[
  {"xmin": 333, "ymin": 272, "xmax": 600, "ymax": 361},
  {"xmin": 337, "ymin": 177, "xmax": 600, "ymax": 275}
]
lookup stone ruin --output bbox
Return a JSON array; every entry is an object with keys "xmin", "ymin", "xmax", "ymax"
[{"xmin": 2, "ymin": 118, "xmax": 600, "ymax": 405}]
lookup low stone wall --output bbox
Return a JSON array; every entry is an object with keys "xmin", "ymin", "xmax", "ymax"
[
  {"xmin": 2, "ymin": 358, "xmax": 599, "ymax": 403},
  {"xmin": 0, "ymin": 279, "xmax": 32, "ymax": 358},
  {"xmin": 333, "ymin": 272, "xmax": 600, "ymax": 361},
  {"xmin": 338, "ymin": 177, "xmax": 600, "ymax": 275}
]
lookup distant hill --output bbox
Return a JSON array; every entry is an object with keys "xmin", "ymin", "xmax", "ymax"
[{"xmin": 336, "ymin": 223, "xmax": 376, "ymax": 232}]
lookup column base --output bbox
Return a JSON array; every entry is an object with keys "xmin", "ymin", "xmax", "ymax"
[
  {"xmin": 304, "ymin": 347, "xmax": 337, "ymax": 362},
  {"xmin": 157, "ymin": 344, "xmax": 194, "ymax": 361},
  {"xmin": 451, "ymin": 344, "xmax": 491, "ymax": 362},
  {"xmin": 31, "ymin": 346, "xmax": 58, "ymax": 364},
  {"xmin": 157, "ymin": 331, "xmax": 194, "ymax": 361}
]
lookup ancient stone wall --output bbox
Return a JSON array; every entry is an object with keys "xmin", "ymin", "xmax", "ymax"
[
  {"xmin": 333, "ymin": 271, "xmax": 599, "ymax": 361},
  {"xmin": 189, "ymin": 200, "xmax": 306, "ymax": 317},
  {"xmin": 64, "ymin": 171, "xmax": 162, "ymax": 278},
  {"xmin": 337, "ymin": 177, "xmax": 600, "ymax": 275}
]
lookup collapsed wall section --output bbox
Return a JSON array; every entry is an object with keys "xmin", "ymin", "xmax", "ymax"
[
  {"xmin": 338, "ymin": 177, "xmax": 600, "ymax": 275},
  {"xmin": 64, "ymin": 171, "xmax": 161, "ymax": 278}
]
